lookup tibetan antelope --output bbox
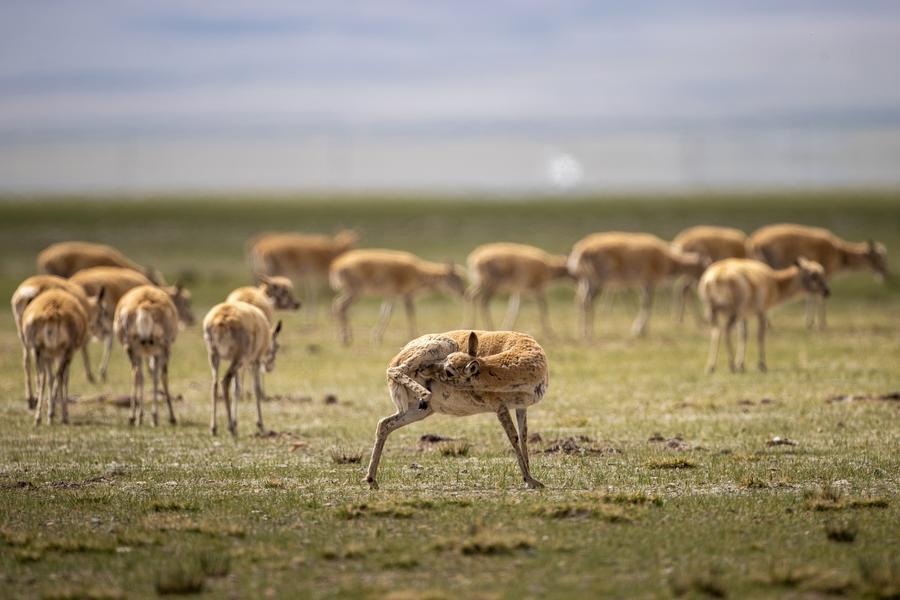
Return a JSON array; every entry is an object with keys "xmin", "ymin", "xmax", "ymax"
[
  {"xmin": 365, "ymin": 330, "xmax": 548, "ymax": 490},
  {"xmin": 225, "ymin": 276, "xmax": 301, "ymax": 323},
  {"xmin": 670, "ymin": 226, "xmax": 749, "ymax": 324},
  {"xmin": 248, "ymin": 230, "xmax": 358, "ymax": 317},
  {"xmin": 330, "ymin": 249, "xmax": 466, "ymax": 345},
  {"xmin": 37, "ymin": 241, "xmax": 163, "ymax": 283},
  {"xmin": 699, "ymin": 257, "xmax": 830, "ymax": 374},
  {"xmin": 21, "ymin": 289, "xmax": 89, "ymax": 425},
  {"xmin": 465, "ymin": 243, "xmax": 571, "ymax": 336},
  {"xmin": 12, "ymin": 275, "xmax": 103, "ymax": 406},
  {"xmin": 114, "ymin": 286, "xmax": 181, "ymax": 426},
  {"xmin": 568, "ymin": 232, "xmax": 708, "ymax": 338},
  {"xmin": 748, "ymin": 224, "xmax": 889, "ymax": 329},
  {"xmin": 203, "ymin": 302, "xmax": 283, "ymax": 436},
  {"xmin": 71, "ymin": 267, "xmax": 194, "ymax": 381}
]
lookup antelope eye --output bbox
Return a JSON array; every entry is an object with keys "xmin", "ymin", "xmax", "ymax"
[{"xmin": 444, "ymin": 367, "xmax": 454, "ymax": 378}]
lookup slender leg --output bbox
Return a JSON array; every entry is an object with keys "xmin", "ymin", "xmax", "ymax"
[
  {"xmin": 23, "ymin": 346, "xmax": 36, "ymax": 409},
  {"xmin": 365, "ymin": 406, "xmax": 433, "ymax": 489},
  {"xmin": 59, "ymin": 353, "xmax": 73, "ymax": 424},
  {"xmin": 161, "ymin": 353, "xmax": 176, "ymax": 425},
  {"xmin": 403, "ymin": 295, "xmax": 417, "ymax": 339},
  {"xmin": 805, "ymin": 295, "xmax": 816, "ymax": 329},
  {"xmin": 724, "ymin": 315, "xmax": 737, "ymax": 372},
  {"xmin": 222, "ymin": 360, "xmax": 239, "ymax": 436},
  {"xmin": 757, "ymin": 312, "xmax": 768, "ymax": 373},
  {"xmin": 516, "ymin": 408, "xmax": 531, "ymax": 471},
  {"xmin": 48, "ymin": 360, "xmax": 58, "ymax": 424},
  {"xmin": 127, "ymin": 349, "xmax": 144, "ymax": 426},
  {"xmin": 81, "ymin": 345, "xmax": 96, "ymax": 384},
  {"xmin": 501, "ymin": 293, "xmax": 521, "ymax": 330},
  {"xmin": 497, "ymin": 408, "xmax": 543, "ymax": 489},
  {"xmin": 150, "ymin": 356, "xmax": 160, "ymax": 426},
  {"xmin": 576, "ymin": 279, "xmax": 599, "ymax": 339},
  {"xmin": 34, "ymin": 354, "xmax": 46, "ymax": 426},
  {"xmin": 371, "ymin": 298, "xmax": 395, "ymax": 344},
  {"xmin": 631, "ymin": 283, "xmax": 654, "ymax": 337},
  {"xmin": 735, "ymin": 318, "xmax": 748, "ymax": 372},
  {"xmin": 253, "ymin": 364, "xmax": 266, "ymax": 434},
  {"xmin": 534, "ymin": 290, "xmax": 555, "ymax": 338},
  {"xmin": 463, "ymin": 285, "xmax": 478, "ymax": 328},
  {"xmin": 706, "ymin": 311, "xmax": 721, "ymax": 373},
  {"xmin": 332, "ymin": 291, "xmax": 355, "ymax": 346},
  {"xmin": 99, "ymin": 335, "xmax": 114, "ymax": 383},
  {"xmin": 209, "ymin": 352, "xmax": 220, "ymax": 435}
]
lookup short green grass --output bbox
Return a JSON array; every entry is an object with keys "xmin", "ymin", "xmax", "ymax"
[{"xmin": 0, "ymin": 191, "xmax": 898, "ymax": 598}]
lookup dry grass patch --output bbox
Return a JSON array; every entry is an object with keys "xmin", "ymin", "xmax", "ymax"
[
  {"xmin": 329, "ymin": 447, "xmax": 364, "ymax": 464},
  {"xmin": 336, "ymin": 502, "xmax": 415, "ymax": 520},
  {"xmin": 804, "ymin": 485, "xmax": 889, "ymax": 511},
  {"xmin": 647, "ymin": 457, "xmax": 696, "ymax": 470},
  {"xmin": 597, "ymin": 491, "xmax": 663, "ymax": 506},
  {"xmin": 533, "ymin": 502, "xmax": 633, "ymax": 522},
  {"xmin": 155, "ymin": 562, "xmax": 205, "ymax": 595},
  {"xmin": 438, "ymin": 441, "xmax": 471, "ymax": 457},
  {"xmin": 42, "ymin": 586, "xmax": 125, "ymax": 600}
]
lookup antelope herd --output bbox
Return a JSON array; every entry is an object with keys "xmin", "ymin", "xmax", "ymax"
[{"xmin": 9, "ymin": 223, "xmax": 889, "ymax": 488}]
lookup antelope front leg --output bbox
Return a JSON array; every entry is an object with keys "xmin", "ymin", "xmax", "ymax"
[
  {"xmin": 497, "ymin": 408, "xmax": 543, "ymax": 489},
  {"xmin": 252, "ymin": 364, "xmax": 266, "ymax": 434},
  {"xmin": 631, "ymin": 283, "xmax": 654, "ymax": 337},
  {"xmin": 501, "ymin": 293, "xmax": 521, "ymax": 330},
  {"xmin": 365, "ymin": 406, "xmax": 433, "ymax": 490},
  {"xmin": 59, "ymin": 353, "xmax": 73, "ymax": 424},
  {"xmin": 371, "ymin": 298, "xmax": 395, "ymax": 345},
  {"xmin": 333, "ymin": 291, "xmax": 354, "ymax": 346},
  {"xmin": 128, "ymin": 349, "xmax": 143, "ymax": 426},
  {"xmin": 576, "ymin": 279, "xmax": 597, "ymax": 339},
  {"xmin": 516, "ymin": 408, "xmax": 531, "ymax": 472},
  {"xmin": 222, "ymin": 360, "xmax": 240, "ymax": 437},
  {"xmin": 756, "ymin": 312, "xmax": 768, "ymax": 373},
  {"xmin": 735, "ymin": 319, "xmax": 748, "ymax": 373}
]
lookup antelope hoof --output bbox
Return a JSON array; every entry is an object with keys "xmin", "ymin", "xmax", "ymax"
[
  {"xmin": 128, "ymin": 417, "xmax": 136, "ymax": 427},
  {"xmin": 366, "ymin": 476, "xmax": 379, "ymax": 490},
  {"xmin": 210, "ymin": 426, "xmax": 218, "ymax": 436},
  {"xmin": 228, "ymin": 425, "xmax": 238, "ymax": 438},
  {"xmin": 26, "ymin": 397, "xmax": 37, "ymax": 410},
  {"xmin": 525, "ymin": 478, "xmax": 545, "ymax": 490},
  {"xmin": 152, "ymin": 415, "xmax": 159, "ymax": 427},
  {"xmin": 417, "ymin": 398, "xmax": 430, "ymax": 411},
  {"xmin": 758, "ymin": 362, "xmax": 768, "ymax": 373},
  {"xmin": 705, "ymin": 365, "xmax": 715, "ymax": 375},
  {"xmin": 169, "ymin": 416, "xmax": 177, "ymax": 425},
  {"xmin": 86, "ymin": 373, "xmax": 96, "ymax": 385}
]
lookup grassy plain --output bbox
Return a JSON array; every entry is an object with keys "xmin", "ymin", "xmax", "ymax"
[{"xmin": 0, "ymin": 192, "xmax": 898, "ymax": 599}]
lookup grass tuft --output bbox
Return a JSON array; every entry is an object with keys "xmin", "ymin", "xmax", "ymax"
[
  {"xmin": 438, "ymin": 441, "xmax": 471, "ymax": 457},
  {"xmin": 329, "ymin": 447, "xmax": 364, "ymax": 464},
  {"xmin": 647, "ymin": 457, "xmax": 696, "ymax": 469},
  {"xmin": 155, "ymin": 562, "xmax": 206, "ymax": 595},
  {"xmin": 533, "ymin": 502, "xmax": 632, "ymax": 522},
  {"xmin": 824, "ymin": 520, "xmax": 857, "ymax": 543},
  {"xmin": 41, "ymin": 586, "xmax": 125, "ymax": 600},
  {"xmin": 459, "ymin": 533, "xmax": 535, "ymax": 556},
  {"xmin": 336, "ymin": 502, "xmax": 415, "ymax": 520}
]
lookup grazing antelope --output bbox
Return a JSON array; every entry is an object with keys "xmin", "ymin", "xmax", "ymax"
[
  {"xmin": 699, "ymin": 257, "xmax": 830, "ymax": 374},
  {"xmin": 748, "ymin": 224, "xmax": 889, "ymax": 329},
  {"xmin": 225, "ymin": 275, "xmax": 301, "ymax": 323},
  {"xmin": 37, "ymin": 241, "xmax": 163, "ymax": 283},
  {"xmin": 12, "ymin": 275, "xmax": 103, "ymax": 406},
  {"xmin": 365, "ymin": 330, "xmax": 548, "ymax": 490},
  {"xmin": 71, "ymin": 267, "xmax": 194, "ymax": 381},
  {"xmin": 670, "ymin": 226, "xmax": 748, "ymax": 324},
  {"xmin": 465, "ymin": 243, "xmax": 571, "ymax": 336},
  {"xmin": 568, "ymin": 232, "xmax": 708, "ymax": 338},
  {"xmin": 114, "ymin": 286, "xmax": 181, "ymax": 426},
  {"xmin": 203, "ymin": 302, "xmax": 283, "ymax": 436},
  {"xmin": 330, "ymin": 249, "xmax": 466, "ymax": 345},
  {"xmin": 21, "ymin": 289, "xmax": 89, "ymax": 425},
  {"xmin": 248, "ymin": 230, "xmax": 359, "ymax": 317}
]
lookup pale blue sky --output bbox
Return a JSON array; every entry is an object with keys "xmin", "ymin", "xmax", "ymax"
[
  {"xmin": 3, "ymin": 0, "xmax": 900, "ymax": 139},
  {"xmin": 1, "ymin": 1, "xmax": 899, "ymax": 191}
]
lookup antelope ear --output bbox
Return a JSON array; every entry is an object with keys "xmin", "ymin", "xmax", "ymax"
[
  {"xmin": 97, "ymin": 286, "xmax": 106, "ymax": 303},
  {"xmin": 259, "ymin": 274, "xmax": 272, "ymax": 285},
  {"xmin": 464, "ymin": 360, "xmax": 480, "ymax": 377},
  {"xmin": 467, "ymin": 331, "xmax": 478, "ymax": 356}
]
